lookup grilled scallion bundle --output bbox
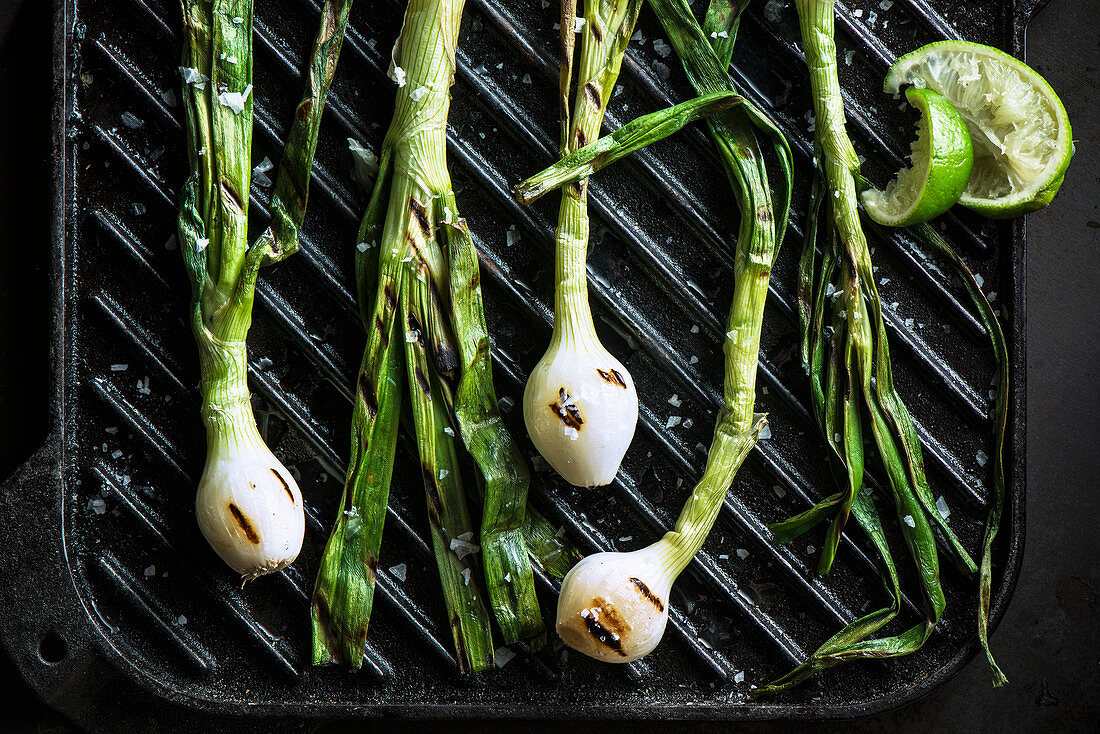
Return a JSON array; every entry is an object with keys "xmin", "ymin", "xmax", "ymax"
[
  {"xmin": 312, "ymin": 0, "xmax": 577, "ymax": 670},
  {"xmin": 542, "ymin": 0, "xmax": 792, "ymax": 663},
  {"xmin": 177, "ymin": 0, "xmax": 351, "ymax": 581},
  {"xmin": 759, "ymin": 0, "xmax": 1007, "ymax": 692}
]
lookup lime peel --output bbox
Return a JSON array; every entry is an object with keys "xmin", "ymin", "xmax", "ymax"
[
  {"xmin": 884, "ymin": 40, "xmax": 1073, "ymax": 218},
  {"xmin": 860, "ymin": 86, "xmax": 974, "ymax": 227}
]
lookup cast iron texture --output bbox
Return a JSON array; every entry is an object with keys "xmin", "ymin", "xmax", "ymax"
[{"xmin": 0, "ymin": 0, "xmax": 1039, "ymax": 727}]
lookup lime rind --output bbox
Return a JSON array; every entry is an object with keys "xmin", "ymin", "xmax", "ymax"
[
  {"xmin": 885, "ymin": 40, "xmax": 1073, "ymax": 218},
  {"xmin": 860, "ymin": 87, "xmax": 974, "ymax": 227}
]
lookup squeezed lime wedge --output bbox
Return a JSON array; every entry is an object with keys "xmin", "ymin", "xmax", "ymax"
[
  {"xmin": 884, "ymin": 40, "xmax": 1073, "ymax": 218},
  {"xmin": 861, "ymin": 87, "xmax": 974, "ymax": 227}
]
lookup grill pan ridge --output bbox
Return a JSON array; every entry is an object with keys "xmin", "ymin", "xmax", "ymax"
[{"xmin": 0, "ymin": 0, "xmax": 1036, "ymax": 726}]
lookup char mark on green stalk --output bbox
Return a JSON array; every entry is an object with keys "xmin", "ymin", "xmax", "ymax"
[
  {"xmin": 630, "ymin": 577, "xmax": 664, "ymax": 611},
  {"xmin": 228, "ymin": 503, "xmax": 260, "ymax": 544},
  {"xmin": 597, "ymin": 367, "xmax": 627, "ymax": 388},
  {"xmin": 407, "ymin": 311, "xmax": 426, "ymax": 347},
  {"xmin": 583, "ymin": 614, "xmax": 627, "ymax": 656},
  {"xmin": 575, "ymin": 128, "xmax": 588, "ymax": 149},
  {"xmin": 409, "ymin": 197, "xmax": 432, "ymax": 238},
  {"xmin": 414, "ymin": 366, "xmax": 431, "ymax": 397},
  {"xmin": 422, "ymin": 462, "xmax": 443, "ymax": 515},
  {"xmin": 366, "ymin": 553, "xmax": 378, "ymax": 582},
  {"xmin": 219, "ymin": 180, "xmax": 245, "ymax": 212},
  {"xmin": 450, "ymin": 614, "xmax": 470, "ymax": 671},
  {"xmin": 384, "ymin": 284, "xmax": 397, "ymax": 310},
  {"xmin": 590, "ymin": 20, "xmax": 603, "ymax": 44},
  {"xmin": 358, "ymin": 374, "xmax": 379, "ymax": 418},
  {"xmin": 755, "ymin": 204, "xmax": 772, "ymax": 223},
  {"xmin": 271, "ymin": 468, "xmax": 295, "ymax": 502},
  {"xmin": 374, "ymin": 315, "xmax": 389, "ymax": 347},
  {"xmin": 584, "ymin": 81, "xmax": 602, "ymax": 112}
]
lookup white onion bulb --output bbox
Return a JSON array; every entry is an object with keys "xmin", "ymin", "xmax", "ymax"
[
  {"xmin": 555, "ymin": 546, "xmax": 673, "ymax": 663},
  {"xmin": 195, "ymin": 419, "xmax": 304, "ymax": 582},
  {"xmin": 523, "ymin": 332, "xmax": 638, "ymax": 487}
]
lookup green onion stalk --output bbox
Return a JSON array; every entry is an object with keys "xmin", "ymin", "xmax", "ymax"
[
  {"xmin": 520, "ymin": 0, "xmax": 645, "ymax": 489},
  {"xmin": 177, "ymin": 0, "xmax": 351, "ymax": 581},
  {"xmin": 311, "ymin": 0, "xmax": 582, "ymax": 671},
  {"xmin": 758, "ymin": 0, "xmax": 1006, "ymax": 692},
  {"xmin": 530, "ymin": 0, "xmax": 792, "ymax": 664}
]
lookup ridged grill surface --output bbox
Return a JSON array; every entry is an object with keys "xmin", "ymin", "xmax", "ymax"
[{"xmin": 54, "ymin": 0, "xmax": 1025, "ymax": 718}]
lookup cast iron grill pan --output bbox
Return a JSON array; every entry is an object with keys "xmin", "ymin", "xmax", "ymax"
[{"xmin": 0, "ymin": 0, "xmax": 1033, "ymax": 725}]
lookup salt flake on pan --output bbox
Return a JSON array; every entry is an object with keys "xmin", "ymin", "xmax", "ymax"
[
  {"xmin": 121, "ymin": 111, "xmax": 144, "ymax": 129},
  {"xmin": 667, "ymin": 393, "xmax": 681, "ymax": 407},
  {"xmin": 144, "ymin": 565, "xmax": 156, "ymax": 577},
  {"xmin": 652, "ymin": 39, "xmax": 672, "ymax": 58},
  {"xmin": 734, "ymin": 671, "xmax": 746, "ymax": 683},
  {"xmin": 252, "ymin": 156, "xmax": 274, "ymax": 187},
  {"xmin": 758, "ymin": 423, "xmax": 772, "ymax": 440},
  {"xmin": 506, "ymin": 226, "xmax": 521, "ymax": 246},
  {"xmin": 110, "ymin": 363, "xmax": 128, "ymax": 372},
  {"xmin": 177, "ymin": 615, "xmax": 188, "ymax": 625},
  {"xmin": 736, "ymin": 548, "xmax": 749, "ymax": 560},
  {"xmin": 935, "ymin": 496, "xmax": 951, "ymax": 519},
  {"xmin": 666, "ymin": 415, "xmax": 682, "ymax": 429},
  {"xmin": 976, "ymin": 450, "xmax": 989, "ymax": 467},
  {"xmin": 389, "ymin": 563, "xmax": 407, "ymax": 582},
  {"xmin": 493, "ymin": 647, "xmax": 517, "ymax": 668}
]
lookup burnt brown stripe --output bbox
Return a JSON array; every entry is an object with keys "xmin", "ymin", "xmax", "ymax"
[
  {"xmin": 584, "ymin": 81, "xmax": 602, "ymax": 111},
  {"xmin": 270, "ymin": 468, "xmax": 295, "ymax": 503},
  {"xmin": 597, "ymin": 367, "xmax": 628, "ymax": 389},
  {"xmin": 583, "ymin": 614, "xmax": 627, "ymax": 656},
  {"xmin": 359, "ymin": 374, "xmax": 379, "ymax": 418},
  {"xmin": 409, "ymin": 197, "xmax": 432, "ymax": 238},
  {"xmin": 414, "ymin": 366, "xmax": 431, "ymax": 397},
  {"xmin": 630, "ymin": 577, "xmax": 665, "ymax": 612},
  {"xmin": 228, "ymin": 503, "xmax": 260, "ymax": 545}
]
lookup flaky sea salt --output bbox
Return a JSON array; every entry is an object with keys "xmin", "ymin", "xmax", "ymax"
[{"xmin": 389, "ymin": 563, "xmax": 407, "ymax": 582}]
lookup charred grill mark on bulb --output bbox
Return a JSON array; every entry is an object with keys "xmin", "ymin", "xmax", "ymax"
[
  {"xmin": 582, "ymin": 603, "xmax": 627, "ymax": 656},
  {"xmin": 549, "ymin": 387, "xmax": 584, "ymax": 429},
  {"xmin": 228, "ymin": 503, "xmax": 260, "ymax": 544},
  {"xmin": 597, "ymin": 367, "xmax": 627, "ymax": 389},
  {"xmin": 270, "ymin": 468, "xmax": 295, "ymax": 503},
  {"xmin": 630, "ymin": 577, "xmax": 665, "ymax": 612}
]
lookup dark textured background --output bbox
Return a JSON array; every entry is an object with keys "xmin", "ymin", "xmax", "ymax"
[{"xmin": 1, "ymin": 0, "xmax": 1096, "ymax": 731}]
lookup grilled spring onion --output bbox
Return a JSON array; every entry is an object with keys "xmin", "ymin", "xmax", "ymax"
[
  {"xmin": 521, "ymin": 0, "xmax": 644, "ymax": 489},
  {"xmin": 312, "ymin": 0, "xmax": 576, "ymax": 670},
  {"xmin": 758, "ymin": 0, "xmax": 1007, "ymax": 692},
  {"xmin": 544, "ymin": 0, "xmax": 792, "ymax": 663},
  {"xmin": 177, "ymin": 0, "xmax": 351, "ymax": 581}
]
